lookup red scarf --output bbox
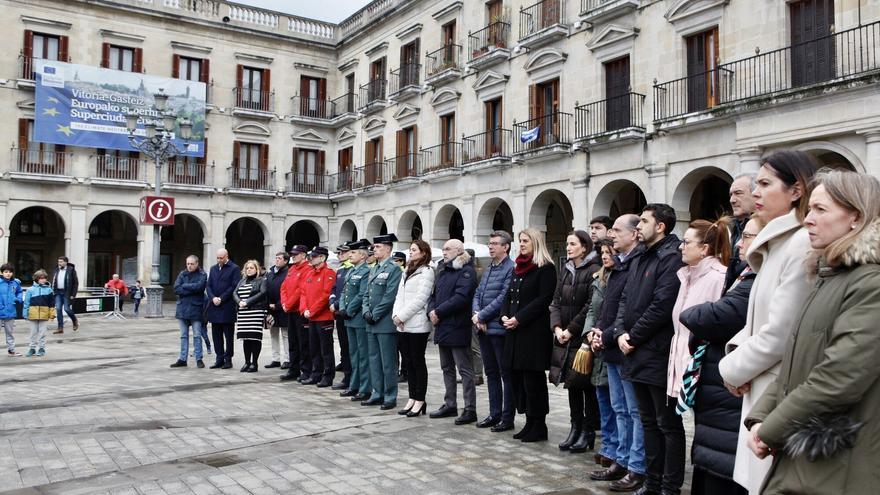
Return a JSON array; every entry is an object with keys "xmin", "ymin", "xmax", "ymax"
[{"xmin": 514, "ymin": 254, "xmax": 537, "ymax": 276}]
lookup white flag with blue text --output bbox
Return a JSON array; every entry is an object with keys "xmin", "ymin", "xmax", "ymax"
[{"xmin": 520, "ymin": 125, "xmax": 541, "ymax": 144}]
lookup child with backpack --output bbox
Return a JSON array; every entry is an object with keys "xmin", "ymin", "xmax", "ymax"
[
  {"xmin": 1, "ymin": 263, "xmax": 23, "ymax": 357},
  {"xmin": 23, "ymin": 269, "xmax": 55, "ymax": 357}
]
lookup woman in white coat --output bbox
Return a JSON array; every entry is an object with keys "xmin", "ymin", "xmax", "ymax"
[
  {"xmin": 392, "ymin": 239, "xmax": 436, "ymax": 417},
  {"xmin": 718, "ymin": 150, "xmax": 818, "ymax": 494}
]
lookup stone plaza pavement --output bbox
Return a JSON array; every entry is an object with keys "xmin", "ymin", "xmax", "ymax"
[{"xmin": 0, "ymin": 305, "xmax": 694, "ymax": 495}]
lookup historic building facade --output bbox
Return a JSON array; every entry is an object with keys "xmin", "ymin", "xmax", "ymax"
[{"xmin": 2, "ymin": 0, "xmax": 879, "ymax": 286}]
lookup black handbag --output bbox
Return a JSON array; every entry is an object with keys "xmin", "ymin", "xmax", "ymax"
[{"xmin": 548, "ymin": 340, "xmax": 571, "ymax": 386}]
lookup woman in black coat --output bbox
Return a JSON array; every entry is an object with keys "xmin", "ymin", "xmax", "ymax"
[
  {"xmin": 501, "ymin": 227, "xmax": 557, "ymax": 443},
  {"xmin": 677, "ymin": 218, "xmax": 762, "ymax": 495},
  {"xmin": 549, "ymin": 230, "xmax": 601, "ymax": 453}
]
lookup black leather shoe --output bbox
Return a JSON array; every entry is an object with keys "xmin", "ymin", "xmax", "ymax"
[
  {"xmin": 380, "ymin": 401, "xmax": 397, "ymax": 410},
  {"xmin": 351, "ymin": 393, "xmax": 369, "ymax": 401},
  {"xmin": 265, "ymin": 361, "xmax": 281, "ymax": 369},
  {"xmin": 406, "ymin": 403, "xmax": 427, "ymax": 417},
  {"xmin": 221, "ymin": 361, "xmax": 232, "ymax": 369},
  {"xmin": 520, "ymin": 420, "xmax": 547, "ymax": 442},
  {"xmin": 301, "ymin": 377, "xmax": 319, "ymax": 385},
  {"xmin": 570, "ymin": 430, "xmax": 596, "ymax": 453},
  {"xmin": 240, "ymin": 363, "xmax": 251, "ymax": 372},
  {"xmin": 280, "ymin": 362, "xmax": 290, "ymax": 370},
  {"xmin": 316, "ymin": 379, "xmax": 332, "ymax": 388},
  {"xmin": 429, "ymin": 405, "xmax": 458, "ymax": 419},
  {"xmin": 209, "ymin": 362, "xmax": 223, "ymax": 369},
  {"xmin": 279, "ymin": 371, "xmax": 300, "ymax": 381},
  {"xmin": 339, "ymin": 389, "xmax": 357, "ymax": 397},
  {"xmin": 490, "ymin": 422, "xmax": 514, "ymax": 433},
  {"xmin": 558, "ymin": 420, "xmax": 582, "ymax": 451},
  {"xmin": 170, "ymin": 360, "xmax": 187, "ymax": 368},
  {"xmin": 476, "ymin": 416, "xmax": 499, "ymax": 428},
  {"xmin": 331, "ymin": 382, "xmax": 348, "ymax": 390},
  {"xmin": 589, "ymin": 462, "xmax": 628, "ymax": 481},
  {"xmin": 246, "ymin": 364, "xmax": 258, "ymax": 373},
  {"xmin": 361, "ymin": 397, "xmax": 383, "ymax": 406},
  {"xmin": 512, "ymin": 419, "xmax": 533, "ymax": 439},
  {"xmin": 609, "ymin": 472, "xmax": 646, "ymax": 492},
  {"xmin": 454, "ymin": 411, "xmax": 478, "ymax": 425}
]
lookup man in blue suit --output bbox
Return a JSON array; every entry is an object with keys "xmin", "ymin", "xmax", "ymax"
[{"xmin": 206, "ymin": 249, "xmax": 239, "ymax": 369}]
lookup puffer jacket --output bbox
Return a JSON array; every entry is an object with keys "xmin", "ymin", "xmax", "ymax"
[
  {"xmin": 549, "ymin": 257, "xmax": 600, "ymax": 385},
  {"xmin": 173, "ymin": 268, "xmax": 207, "ymax": 320},
  {"xmin": 392, "ymin": 265, "xmax": 435, "ymax": 333},
  {"xmin": 471, "ymin": 256, "xmax": 514, "ymax": 336},
  {"xmin": 23, "ymin": 283, "xmax": 54, "ymax": 321},
  {"xmin": 596, "ymin": 245, "xmax": 644, "ymax": 365},
  {"xmin": 428, "ymin": 252, "xmax": 478, "ymax": 347},
  {"xmin": 0, "ymin": 276, "xmax": 23, "ymax": 320}
]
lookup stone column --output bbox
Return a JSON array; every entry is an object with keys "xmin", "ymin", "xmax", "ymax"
[
  {"xmin": 69, "ymin": 205, "xmax": 88, "ymax": 290},
  {"xmin": 461, "ymin": 196, "xmax": 474, "ymax": 243},
  {"xmin": 271, "ymin": 213, "xmax": 286, "ymax": 251},
  {"xmin": 736, "ymin": 147, "xmax": 762, "ymax": 176},
  {"xmin": 210, "ymin": 212, "xmax": 225, "ymax": 256},
  {"xmin": 644, "ymin": 162, "xmax": 668, "ymax": 203},
  {"xmin": 136, "ymin": 233, "xmax": 148, "ymax": 284},
  {"xmin": 0, "ymin": 201, "xmax": 8, "ymax": 264},
  {"xmin": 570, "ymin": 176, "xmax": 589, "ymax": 225},
  {"xmin": 858, "ymin": 129, "xmax": 880, "ymax": 176}
]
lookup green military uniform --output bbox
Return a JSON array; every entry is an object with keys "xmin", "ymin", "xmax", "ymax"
[
  {"xmin": 341, "ymin": 259, "xmax": 371, "ymax": 398},
  {"xmin": 363, "ymin": 252, "xmax": 403, "ymax": 407}
]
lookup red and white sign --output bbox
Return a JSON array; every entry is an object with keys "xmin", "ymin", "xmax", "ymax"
[{"xmin": 139, "ymin": 196, "xmax": 175, "ymax": 225}]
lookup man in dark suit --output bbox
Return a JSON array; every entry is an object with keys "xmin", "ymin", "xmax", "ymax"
[{"xmin": 206, "ymin": 249, "xmax": 240, "ymax": 369}]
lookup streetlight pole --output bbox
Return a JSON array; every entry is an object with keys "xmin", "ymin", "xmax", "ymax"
[{"xmin": 125, "ymin": 89, "xmax": 192, "ymax": 318}]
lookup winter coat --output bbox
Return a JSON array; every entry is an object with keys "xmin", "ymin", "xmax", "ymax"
[
  {"xmin": 0, "ymin": 277, "xmax": 23, "ymax": 320},
  {"xmin": 23, "ymin": 283, "xmax": 54, "ymax": 321},
  {"xmin": 744, "ymin": 218, "xmax": 880, "ymax": 495},
  {"xmin": 613, "ymin": 234, "xmax": 684, "ymax": 388},
  {"xmin": 363, "ymin": 257, "xmax": 403, "ymax": 334},
  {"xmin": 584, "ymin": 274, "xmax": 609, "ymax": 388},
  {"xmin": 549, "ymin": 258, "xmax": 600, "ymax": 385},
  {"xmin": 428, "ymin": 252, "xmax": 478, "ymax": 346},
  {"xmin": 472, "ymin": 256, "xmax": 514, "ymax": 336},
  {"xmin": 667, "ymin": 256, "xmax": 727, "ymax": 397},
  {"xmin": 105, "ymin": 278, "xmax": 129, "ymax": 297},
  {"xmin": 501, "ymin": 263, "xmax": 557, "ymax": 371},
  {"xmin": 233, "ymin": 275, "xmax": 268, "ymax": 310},
  {"xmin": 205, "ymin": 261, "xmax": 240, "ymax": 324},
  {"xmin": 280, "ymin": 261, "xmax": 309, "ymax": 314},
  {"xmin": 52, "ymin": 263, "xmax": 79, "ymax": 297},
  {"xmin": 392, "ymin": 265, "xmax": 435, "ymax": 333},
  {"xmin": 299, "ymin": 264, "xmax": 336, "ymax": 321},
  {"xmin": 679, "ymin": 269, "xmax": 755, "ymax": 483},
  {"xmin": 329, "ymin": 261, "xmax": 353, "ymax": 310},
  {"xmin": 265, "ymin": 265, "xmax": 289, "ymax": 327},
  {"xmin": 597, "ymin": 246, "xmax": 644, "ymax": 365},
  {"xmin": 718, "ymin": 209, "xmax": 812, "ymax": 493},
  {"xmin": 173, "ymin": 268, "xmax": 207, "ymax": 320},
  {"xmin": 725, "ymin": 217, "xmax": 749, "ymax": 291},
  {"xmin": 340, "ymin": 262, "xmax": 370, "ymax": 328}
]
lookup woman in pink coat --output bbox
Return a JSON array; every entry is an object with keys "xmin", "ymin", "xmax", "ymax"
[{"xmin": 667, "ymin": 219, "xmax": 731, "ymax": 399}]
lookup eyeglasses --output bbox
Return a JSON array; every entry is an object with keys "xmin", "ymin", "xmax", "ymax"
[
  {"xmin": 680, "ymin": 239, "xmax": 701, "ymax": 246},
  {"xmin": 487, "ymin": 241, "xmax": 505, "ymax": 246},
  {"xmin": 741, "ymin": 233, "xmax": 758, "ymax": 239}
]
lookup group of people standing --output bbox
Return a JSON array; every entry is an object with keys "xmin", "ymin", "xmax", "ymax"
[{"xmin": 168, "ymin": 149, "xmax": 880, "ymax": 495}]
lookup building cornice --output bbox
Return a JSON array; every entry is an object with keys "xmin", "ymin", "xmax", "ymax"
[
  {"xmin": 396, "ymin": 23, "xmax": 423, "ymax": 40},
  {"xmin": 99, "ymin": 29, "xmax": 145, "ymax": 44},
  {"xmin": 294, "ymin": 62, "xmax": 329, "ymax": 74},
  {"xmin": 235, "ymin": 52, "xmax": 275, "ymax": 65},
  {"xmin": 169, "ymin": 41, "xmax": 213, "ymax": 54},
  {"xmin": 21, "ymin": 15, "xmax": 72, "ymax": 30},
  {"xmin": 365, "ymin": 41, "xmax": 389, "ymax": 57},
  {"xmin": 432, "ymin": 1, "xmax": 463, "ymax": 21}
]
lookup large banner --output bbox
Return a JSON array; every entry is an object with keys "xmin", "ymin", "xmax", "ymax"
[{"xmin": 33, "ymin": 60, "xmax": 206, "ymax": 157}]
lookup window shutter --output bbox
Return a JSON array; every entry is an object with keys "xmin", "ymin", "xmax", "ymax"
[
  {"xmin": 292, "ymin": 147, "xmax": 299, "ymax": 175},
  {"xmin": 414, "ymin": 39, "xmax": 420, "ymax": 64},
  {"xmin": 59, "ymin": 35, "xmax": 69, "ymax": 62},
  {"xmin": 172, "ymin": 54, "xmax": 180, "ymax": 78},
  {"xmin": 318, "ymin": 78, "xmax": 327, "ymax": 101},
  {"xmin": 232, "ymin": 140, "xmax": 240, "ymax": 168},
  {"xmin": 300, "ymin": 76, "xmax": 309, "ymax": 98},
  {"xmin": 528, "ymin": 84, "xmax": 537, "ymax": 120},
  {"xmin": 199, "ymin": 137, "xmax": 208, "ymax": 165},
  {"xmin": 260, "ymin": 143, "xmax": 269, "ymax": 170},
  {"xmin": 101, "ymin": 42, "xmax": 110, "ymax": 68},
  {"xmin": 261, "ymin": 69, "xmax": 271, "ymax": 111},
  {"xmin": 133, "ymin": 47, "xmax": 143, "ymax": 73},
  {"xmin": 551, "ymin": 79, "xmax": 559, "ymax": 112},
  {"xmin": 413, "ymin": 125, "xmax": 418, "ymax": 152},
  {"xmin": 399, "ymin": 44, "xmax": 406, "ymax": 66},
  {"xmin": 18, "ymin": 119, "xmax": 29, "ymax": 150},
  {"xmin": 24, "ymin": 30, "xmax": 34, "ymax": 57},
  {"xmin": 365, "ymin": 140, "xmax": 374, "ymax": 165},
  {"xmin": 235, "ymin": 64, "xmax": 243, "ymax": 106},
  {"xmin": 396, "ymin": 129, "xmax": 405, "ymax": 157},
  {"xmin": 317, "ymin": 150, "xmax": 325, "ymax": 176},
  {"xmin": 199, "ymin": 57, "xmax": 210, "ymax": 83}
]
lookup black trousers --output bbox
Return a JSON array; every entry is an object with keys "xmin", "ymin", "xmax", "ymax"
[
  {"xmin": 511, "ymin": 369, "xmax": 549, "ymax": 417},
  {"xmin": 308, "ymin": 320, "xmax": 335, "ymax": 381},
  {"xmin": 211, "ymin": 323, "xmax": 235, "ymax": 364},
  {"xmin": 568, "ymin": 382, "xmax": 601, "ymax": 427},
  {"xmin": 691, "ymin": 467, "xmax": 747, "ymax": 495},
  {"xmin": 296, "ymin": 315, "xmax": 311, "ymax": 376},
  {"xmin": 632, "ymin": 382, "xmax": 686, "ymax": 494},
  {"xmin": 286, "ymin": 312, "xmax": 302, "ymax": 374},
  {"xmin": 400, "ymin": 332, "xmax": 430, "ymax": 401},
  {"xmin": 399, "ymin": 339, "xmax": 411, "ymax": 375},
  {"xmin": 242, "ymin": 340, "xmax": 262, "ymax": 364},
  {"xmin": 336, "ymin": 316, "xmax": 351, "ymax": 375}
]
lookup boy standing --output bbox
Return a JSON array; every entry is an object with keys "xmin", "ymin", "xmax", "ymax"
[
  {"xmin": 1, "ymin": 264, "xmax": 23, "ymax": 356},
  {"xmin": 23, "ymin": 269, "xmax": 55, "ymax": 357}
]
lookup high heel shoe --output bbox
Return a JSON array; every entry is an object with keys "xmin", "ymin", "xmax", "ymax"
[
  {"xmin": 398, "ymin": 401, "xmax": 415, "ymax": 415},
  {"xmin": 569, "ymin": 430, "xmax": 596, "ymax": 453},
  {"xmin": 406, "ymin": 403, "xmax": 427, "ymax": 417}
]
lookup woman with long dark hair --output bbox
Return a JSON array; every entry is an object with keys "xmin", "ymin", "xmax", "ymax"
[{"xmin": 392, "ymin": 239, "xmax": 435, "ymax": 417}]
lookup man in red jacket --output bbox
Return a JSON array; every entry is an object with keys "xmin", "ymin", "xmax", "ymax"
[
  {"xmin": 300, "ymin": 246, "xmax": 337, "ymax": 387},
  {"xmin": 280, "ymin": 245, "xmax": 309, "ymax": 382}
]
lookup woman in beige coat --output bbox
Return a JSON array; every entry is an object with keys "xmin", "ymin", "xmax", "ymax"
[{"xmin": 718, "ymin": 151, "xmax": 817, "ymax": 494}]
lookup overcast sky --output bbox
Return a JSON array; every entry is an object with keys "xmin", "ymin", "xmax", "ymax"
[{"xmin": 234, "ymin": 0, "xmax": 373, "ymax": 23}]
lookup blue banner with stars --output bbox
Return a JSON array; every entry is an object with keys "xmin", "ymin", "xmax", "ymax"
[{"xmin": 34, "ymin": 60, "xmax": 206, "ymax": 157}]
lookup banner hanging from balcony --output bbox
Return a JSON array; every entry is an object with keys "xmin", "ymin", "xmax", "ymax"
[{"xmin": 32, "ymin": 60, "xmax": 206, "ymax": 157}]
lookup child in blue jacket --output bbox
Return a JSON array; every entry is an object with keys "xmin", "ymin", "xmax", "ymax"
[
  {"xmin": 23, "ymin": 269, "xmax": 55, "ymax": 357},
  {"xmin": 1, "ymin": 263, "xmax": 23, "ymax": 356}
]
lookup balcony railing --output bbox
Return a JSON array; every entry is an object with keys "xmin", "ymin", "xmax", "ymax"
[
  {"xmin": 420, "ymin": 142, "xmax": 461, "ymax": 172},
  {"xmin": 18, "ymin": 54, "xmax": 70, "ymax": 81},
  {"xmin": 513, "ymin": 111, "xmax": 573, "ymax": 153},
  {"xmin": 575, "ymin": 92, "xmax": 645, "ymax": 140},
  {"xmin": 291, "ymin": 96, "xmax": 334, "ymax": 119},
  {"xmin": 331, "ymin": 92, "xmax": 358, "ymax": 115},
  {"xmin": 228, "ymin": 166, "xmax": 274, "ymax": 190},
  {"xmin": 332, "ymin": 170, "xmax": 355, "ymax": 192},
  {"xmin": 426, "ymin": 44, "xmax": 462, "ymax": 77},
  {"xmin": 468, "ymin": 22, "xmax": 511, "ymax": 61},
  {"xmin": 386, "ymin": 153, "xmax": 420, "ymax": 181},
  {"xmin": 287, "ymin": 171, "xmax": 329, "ymax": 194},
  {"xmin": 462, "ymin": 128, "xmax": 512, "ymax": 164},
  {"xmin": 519, "ymin": 0, "xmax": 563, "ymax": 41},
  {"xmin": 12, "ymin": 148, "xmax": 70, "ymax": 175},
  {"xmin": 654, "ymin": 20, "xmax": 880, "ymax": 121},
  {"xmin": 95, "ymin": 155, "xmax": 147, "ymax": 182},
  {"xmin": 166, "ymin": 160, "xmax": 211, "ymax": 186},
  {"xmin": 233, "ymin": 87, "xmax": 274, "ymax": 112},
  {"xmin": 359, "ymin": 79, "xmax": 388, "ymax": 108},
  {"xmin": 389, "ymin": 63, "xmax": 421, "ymax": 96},
  {"xmin": 359, "ymin": 162, "xmax": 386, "ymax": 187}
]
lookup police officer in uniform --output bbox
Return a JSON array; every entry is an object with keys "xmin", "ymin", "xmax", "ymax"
[
  {"xmin": 362, "ymin": 234, "xmax": 403, "ymax": 410},
  {"xmin": 330, "ymin": 244, "xmax": 353, "ymax": 390},
  {"xmin": 338, "ymin": 239, "xmax": 372, "ymax": 400}
]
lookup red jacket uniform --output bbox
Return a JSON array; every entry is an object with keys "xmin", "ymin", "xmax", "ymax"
[
  {"xmin": 300, "ymin": 263, "xmax": 336, "ymax": 322},
  {"xmin": 280, "ymin": 261, "xmax": 309, "ymax": 313}
]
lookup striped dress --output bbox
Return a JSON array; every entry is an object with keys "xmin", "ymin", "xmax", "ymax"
[{"xmin": 235, "ymin": 280, "xmax": 265, "ymax": 341}]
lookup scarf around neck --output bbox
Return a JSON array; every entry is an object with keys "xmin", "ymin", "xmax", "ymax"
[{"xmin": 514, "ymin": 254, "xmax": 537, "ymax": 276}]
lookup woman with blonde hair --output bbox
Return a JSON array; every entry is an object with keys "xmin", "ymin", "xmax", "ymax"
[
  {"xmin": 234, "ymin": 259, "xmax": 268, "ymax": 372},
  {"xmin": 501, "ymin": 227, "xmax": 557, "ymax": 442},
  {"xmin": 745, "ymin": 169, "xmax": 880, "ymax": 494}
]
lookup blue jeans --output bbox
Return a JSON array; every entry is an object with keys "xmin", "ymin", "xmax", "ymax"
[
  {"xmin": 607, "ymin": 362, "xmax": 646, "ymax": 474},
  {"xmin": 54, "ymin": 292, "xmax": 77, "ymax": 329},
  {"xmin": 596, "ymin": 384, "xmax": 619, "ymax": 460},
  {"xmin": 178, "ymin": 319, "xmax": 204, "ymax": 361},
  {"xmin": 477, "ymin": 332, "xmax": 514, "ymax": 423}
]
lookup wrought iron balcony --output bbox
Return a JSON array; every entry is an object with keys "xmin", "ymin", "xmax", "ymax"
[
  {"xmin": 462, "ymin": 129, "xmax": 512, "ymax": 164},
  {"xmin": 331, "ymin": 92, "xmax": 358, "ymax": 115},
  {"xmin": 518, "ymin": 0, "xmax": 567, "ymax": 48},
  {"xmin": 575, "ymin": 92, "xmax": 645, "ymax": 141},
  {"xmin": 386, "ymin": 153, "xmax": 420, "ymax": 182},
  {"xmin": 233, "ymin": 87, "xmax": 274, "ymax": 113},
  {"xmin": 468, "ymin": 22, "xmax": 511, "ymax": 68},
  {"xmin": 227, "ymin": 166, "xmax": 274, "ymax": 191},
  {"xmin": 420, "ymin": 142, "xmax": 461, "ymax": 172},
  {"xmin": 165, "ymin": 160, "xmax": 211, "ymax": 187},
  {"xmin": 579, "ymin": 0, "xmax": 639, "ymax": 23},
  {"xmin": 389, "ymin": 63, "xmax": 421, "ymax": 98},
  {"xmin": 513, "ymin": 111, "xmax": 573, "ymax": 154},
  {"xmin": 94, "ymin": 155, "xmax": 147, "ymax": 182},
  {"xmin": 12, "ymin": 148, "xmax": 71, "ymax": 177},
  {"xmin": 287, "ymin": 171, "xmax": 330, "ymax": 195},
  {"xmin": 291, "ymin": 96, "xmax": 335, "ymax": 120},
  {"xmin": 358, "ymin": 79, "xmax": 388, "ymax": 112}
]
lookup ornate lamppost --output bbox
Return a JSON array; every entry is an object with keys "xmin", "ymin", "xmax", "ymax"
[{"xmin": 124, "ymin": 90, "xmax": 192, "ymax": 318}]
